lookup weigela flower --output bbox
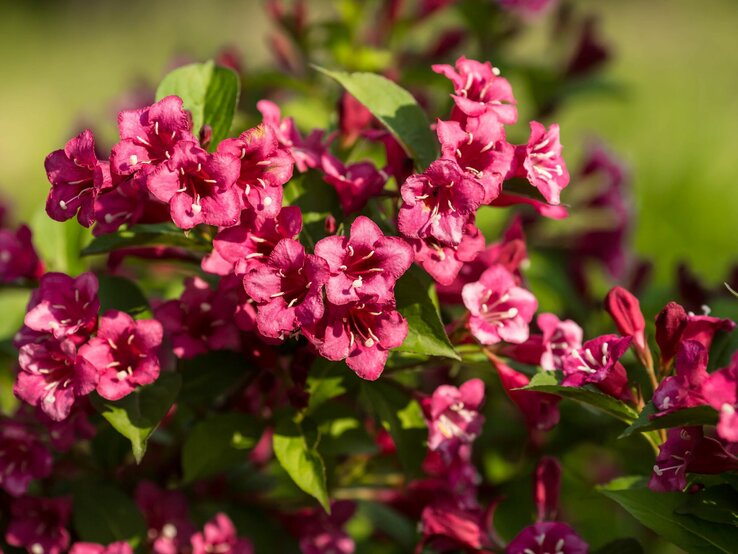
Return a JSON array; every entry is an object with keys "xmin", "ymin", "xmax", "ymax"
[
  {"xmin": 652, "ymin": 340, "xmax": 709, "ymax": 415},
  {"xmin": 304, "ymin": 299, "xmax": 408, "ymax": 380},
  {"xmin": 314, "ymin": 216, "xmax": 413, "ymax": 305},
  {"xmin": 506, "ymin": 522, "xmax": 588, "ymax": 554},
  {"xmin": 257, "ymin": 100, "xmax": 326, "ymax": 172},
  {"xmin": 490, "ymin": 191, "xmax": 569, "ymax": 219},
  {"xmin": 190, "ymin": 513, "xmax": 253, "ymax": 554},
  {"xmin": 45, "ymin": 129, "xmax": 110, "ymax": 227},
  {"xmin": 110, "ymin": 95, "xmax": 195, "ymax": 177},
  {"xmin": 5, "ymin": 495, "xmax": 72, "ymax": 554},
  {"xmin": 321, "ymin": 154, "xmax": 387, "ymax": 215},
  {"xmin": 70, "ymin": 542, "xmax": 133, "ymax": 554},
  {"xmin": 147, "ymin": 141, "xmax": 241, "ymax": 229},
  {"xmin": 16, "ymin": 338, "xmax": 98, "ymax": 421},
  {"xmin": 155, "ymin": 276, "xmax": 241, "ymax": 359},
  {"xmin": 135, "ymin": 481, "xmax": 195, "ymax": 554},
  {"xmin": 202, "ymin": 207, "xmax": 303, "ymax": 276},
  {"xmin": 436, "ymin": 112, "xmax": 514, "ymax": 204},
  {"xmin": 243, "ymin": 238, "xmax": 329, "ymax": 339},
  {"xmin": 519, "ymin": 121, "xmax": 569, "ymax": 205},
  {"xmin": 419, "ymin": 497, "xmax": 492, "ymax": 553},
  {"xmin": 537, "ymin": 313, "xmax": 583, "ymax": 372},
  {"xmin": 422, "ymin": 446, "xmax": 481, "ymax": 510},
  {"xmin": 562, "ymin": 334, "xmax": 632, "ymax": 400},
  {"xmin": 78, "ymin": 310, "xmax": 163, "ymax": 401},
  {"xmin": 35, "ymin": 402, "xmax": 96, "ymax": 452},
  {"xmin": 534, "ymin": 457, "xmax": 561, "ymax": 522},
  {"xmin": 410, "ymin": 222, "xmax": 486, "ymax": 286},
  {"xmin": 423, "ymin": 379, "xmax": 485, "ymax": 455},
  {"xmin": 285, "ymin": 501, "xmax": 356, "ymax": 554},
  {"xmin": 432, "ymin": 56, "xmax": 517, "ymax": 124},
  {"xmin": 0, "ymin": 225, "xmax": 44, "ymax": 283},
  {"xmin": 462, "ymin": 265, "xmax": 538, "ymax": 345},
  {"xmin": 339, "ymin": 92, "xmax": 374, "ymax": 147},
  {"xmin": 92, "ymin": 175, "xmax": 149, "ymax": 236},
  {"xmin": 0, "ymin": 419, "xmax": 53, "ymax": 496},
  {"xmin": 217, "ymin": 124, "xmax": 294, "ymax": 219},
  {"xmin": 703, "ymin": 352, "xmax": 738, "ymax": 443},
  {"xmin": 24, "ymin": 272, "xmax": 100, "ymax": 341},
  {"xmin": 604, "ymin": 286, "xmax": 646, "ymax": 352},
  {"xmin": 399, "ymin": 159, "xmax": 485, "ymax": 247}
]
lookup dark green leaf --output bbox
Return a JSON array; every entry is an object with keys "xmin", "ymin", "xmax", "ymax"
[
  {"xmin": 314, "ymin": 66, "xmax": 437, "ymax": 170},
  {"xmin": 676, "ymin": 485, "xmax": 738, "ymax": 526},
  {"xmin": 620, "ymin": 402, "xmax": 718, "ymax": 438},
  {"xmin": 600, "ymin": 476, "xmax": 738, "ymax": 553},
  {"xmin": 357, "ymin": 500, "xmax": 417, "ymax": 550},
  {"xmin": 81, "ymin": 223, "xmax": 210, "ymax": 256},
  {"xmin": 708, "ymin": 327, "xmax": 738, "ymax": 373},
  {"xmin": 394, "ymin": 265, "xmax": 459, "ymax": 360},
  {"xmin": 97, "ymin": 274, "xmax": 151, "ymax": 317},
  {"xmin": 283, "ymin": 170, "xmax": 342, "ymax": 247},
  {"xmin": 306, "ymin": 358, "xmax": 349, "ymax": 414},
  {"xmin": 182, "ymin": 413, "xmax": 260, "ymax": 483},
  {"xmin": 592, "ymin": 538, "xmax": 645, "ymax": 554},
  {"xmin": 522, "ymin": 372, "xmax": 638, "ymax": 424},
  {"xmin": 92, "ymin": 372, "xmax": 181, "ymax": 463},
  {"xmin": 179, "ymin": 351, "xmax": 250, "ymax": 404},
  {"xmin": 72, "ymin": 481, "xmax": 146, "ymax": 546},
  {"xmin": 156, "ymin": 60, "xmax": 240, "ymax": 146},
  {"xmin": 273, "ymin": 410, "xmax": 330, "ymax": 511},
  {"xmin": 319, "ymin": 417, "xmax": 377, "ymax": 456},
  {"xmin": 30, "ymin": 209, "xmax": 90, "ymax": 274}
]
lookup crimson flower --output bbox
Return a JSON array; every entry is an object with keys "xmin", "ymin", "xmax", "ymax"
[
  {"xmin": 703, "ymin": 352, "xmax": 738, "ymax": 443},
  {"xmin": 5, "ymin": 496, "xmax": 72, "ymax": 554},
  {"xmin": 652, "ymin": 340, "xmax": 709, "ymax": 415},
  {"xmin": 257, "ymin": 100, "xmax": 326, "ymax": 172},
  {"xmin": 0, "ymin": 225, "xmax": 44, "ymax": 283},
  {"xmin": 69, "ymin": 543, "xmax": 133, "ymax": 554},
  {"xmin": 409, "ymin": 222, "xmax": 485, "ymax": 286},
  {"xmin": 562, "ymin": 334, "xmax": 632, "ymax": 400},
  {"xmin": 423, "ymin": 379, "xmax": 485, "ymax": 456},
  {"xmin": 135, "ymin": 481, "xmax": 195, "ymax": 554},
  {"xmin": 538, "ymin": 313, "xmax": 583, "ymax": 372},
  {"xmin": 321, "ymin": 154, "xmax": 387, "ymax": 215},
  {"xmin": 506, "ymin": 522, "xmax": 587, "ymax": 554},
  {"xmin": 0, "ymin": 419, "xmax": 53, "ymax": 496},
  {"xmin": 190, "ymin": 513, "xmax": 253, "ymax": 554},
  {"xmin": 520, "ymin": 121, "xmax": 569, "ymax": 205}
]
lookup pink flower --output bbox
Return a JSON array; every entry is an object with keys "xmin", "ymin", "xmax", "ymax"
[
  {"xmin": 190, "ymin": 513, "xmax": 253, "ymax": 554},
  {"xmin": 0, "ymin": 225, "xmax": 44, "ymax": 283},
  {"xmin": 147, "ymin": 141, "xmax": 241, "ymax": 229},
  {"xmin": 92, "ymin": 176, "xmax": 149, "ymax": 236},
  {"xmin": 243, "ymin": 239, "xmax": 329, "ymax": 339},
  {"xmin": 314, "ymin": 216, "xmax": 413, "ymax": 305},
  {"xmin": 155, "ymin": 276, "xmax": 241, "ymax": 359},
  {"xmin": 462, "ymin": 265, "xmax": 538, "ymax": 345},
  {"xmin": 305, "ymin": 300, "xmax": 408, "ymax": 380},
  {"xmin": 110, "ymin": 95, "xmax": 195, "ymax": 177},
  {"xmin": 703, "ymin": 352, "xmax": 738, "ymax": 443},
  {"xmin": 217, "ymin": 124, "xmax": 294, "ymax": 219},
  {"xmin": 135, "ymin": 481, "xmax": 195, "ymax": 554},
  {"xmin": 399, "ymin": 159, "xmax": 485, "ymax": 247},
  {"xmin": 604, "ymin": 286, "xmax": 646, "ymax": 352},
  {"xmin": 410, "ymin": 223, "xmax": 486, "ymax": 286},
  {"xmin": 321, "ymin": 154, "xmax": 387, "ymax": 215},
  {"xmin": 16, "ymin": 338, "xmax": 98, "ymax": 421},
  {"xmin": 436, "ymin": 112, "xmax": 514, "ymax": 204},
  {"xmin": 257, "ymin": 100, "xmax": 326, "ymax": 172},
  {"xmin": 562, "ymin": 335, "xmax": 632, "ymax": 400},
  {"xmin": 70, "ymin": 542, "xmax": 133, "ymax": 554},
  {"xmin": 652, "ymin": 340, "xmax": 709, "ymax": 415},
  {"xmin": 24, "ymin": 272, "xmax": 100, "ymax": 341},
  {"xmin": 490, "ymin": 192, "xmax": 569, "ymax": 219},
  {"xmin": 423, "ymin": 379, "xmax": 485, "ymax": 455},
  {"xmin": 202, "ymin": 207, "xmax": 303, "ymax": 276},
  {"xmin": 44, "ymin": 129, "xmax": 110, "ymax": 227},
  {"xmin": 520, "ymin": 122, "xmax": 569, "ymax": 205},
  {"xmin": 339, "ymin": 92, "xmax": 374, "ymax": 147},
  {"xmin": 285, "ymin": 501, "xmax": 356, "ymax": 554},
  {"xmin": 35, "ymin": 402, "xmax": 96, "ymax": 452},
  {"xmin": 0, "ymin": 419, "xmax": 53, "ymax": 496},
  {"xmin": 537, "ymin": 313, "xmax": 583, "ymax": 371},
  {"xmin": 432, "ymin": 56, "xmax": 517, "ymax": 124},
  {"xmin": 78, "ymin": 310, "xmax": 163, "ymax": 401},
  {"xmin": 5, "ymin": 496, "xmax": 72, "ymax": 554},
  {"xmin": 506, "ymin": 522, "xmax": 587, "ymax": 554},
  {"xmin": 419, "ymin": 497, "xmax": 491, "ymax": 553},
  {"xmin": 534, "ymin": 457, "xmax": 561, "ymax": 522}
]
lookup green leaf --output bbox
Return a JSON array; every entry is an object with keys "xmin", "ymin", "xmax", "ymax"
[
  {"xmin": 30, "ymin": 209, "xmax": 90, "ymax": 274},
  {"xmin": 620, "ymin": 402, "xmax": 718, "ymax": 438},
  {"xmin": 600, "ymin": 476, "xmax": 738, "ymax": 553},
  {"xmin": 522, "ymin": 372, "xmax": 638, "ymax": 424},
  {"xmin": 156, "ymin": 60, "xmax": 240, "ymax": 146},
  {"xmin": 273, "ymin": 410, "xmax": 330, "ymax": 512},
  {"xmin": 92, "ymin": 372, "xmax": 181, "ymax": 463},
  {"xmin": 97, "ymin": 274, "xmax": 151, "ymax": 317},
  {"xmin": 283, "ymin": 170, "xmax": 342, "ymax": 247},
  {"xmin": 182, "ymin": 413, "xmax": 260, "ymax": 483},
  {"xmin": 179, "ymin": 351, "xmax": 250, "ymax": 404},
  {"xmin": 676, "ymin": 485, "xmax": 738, "ymax": 526},
  {"xmin": 361, "ymin": 380, "xmax": 426, "ymax": 477},
  {"xmin": 306, "ymin": 358, "xmax": 349, "ymax": 414},
  {"xmin": 356, "ymin": 501, "xmax": 417, "ymax": 550},
  {"xmin": 708, "ymin": 327, "xmax": 738, "ymax": 373},
  {"xmin": 81, "ymin": 223, "xmax": 210, "ymax": 256},
  {"xmin": 394, "ymin": 265, "xmax": 459, "ymax": 360},
  {"xmin": 592, "ymin": 538, "xmax": 645, "ymax": 554},
  {"xmin": 72, "ymin": 481, "xmax": 146, "ymax": 546},
  {"xmin": 314, "ymin": 66, "xmax": 437, "ymax": 170}
]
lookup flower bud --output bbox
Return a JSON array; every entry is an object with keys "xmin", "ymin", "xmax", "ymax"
[
  {"xmin": 534, "ymin": 456, "xmax": 561, "ymax": 522},
  {"xmin": 604, "ymin": 286, "xmax": 646, "ymax": 351},
  {"xmin": 655, "ymin": 301, "xmax": 687, "ymax": 365}
]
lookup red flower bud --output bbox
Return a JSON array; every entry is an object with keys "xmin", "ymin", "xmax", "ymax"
[
  {"xmin": 534, "ymin": 456, "xmax": 561, "ymax": 522},
  {"xmin": 604, "ymin": 286, "xmax": 646, "ymax": 351},
  {"xmin": 655, "ymin": 301, "xmax": 687, "ymax": 364}
]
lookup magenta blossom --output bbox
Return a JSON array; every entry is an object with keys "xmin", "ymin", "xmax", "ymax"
[
  {"xmin": 147, "ymin": 141, "xmax": 241, "ymax": 229},
  {"xmin": 243, "ymin": 238, "xmax": 329, "ymax": 339},
  {"xmin": 432, "ymin": 56, "xmax": 517, "ymax": 124},
  {"xmin": 0, "ymin": 225, "xmax": 43, "ymax": 283},
  {"xmin": 135, "ymin": 481, "xmax": 195, "ymax": 554},
  {"xmin": 257, "ymin": 100, "xmax": 326, "ymax": 172},
  {"xmin": 520, "ymin": 121, "xmax": 569, "ymax": 205},
  {"xmin": 70, "ymin": 543, "xmax": 133, "ymax": 554},
  {"xmin": 436, "ymin": 112, "xmax": 514, "ymax": 204},
  {"xmin": 537, "ymin": 313, "xmax": 583, "ymax": 372},
  {"xmin": 92, "ymin": 176, "xmax": 149, "ymax": 235},
  {"xmin": 703, "ymin": 352, "xmax": 738, "ymax": 443},
  {"xmin": 110, "ymin": 95, "xmax": 195, "ymax": 177},
  {"xmin": 0, "ymin": 419, "xmax": 53, "ymax": 496},
  {"xmin": 506, "ymin": 522, "xmax": 588, "ymax": 554},
  {"xmin": 155, "ymin": 276, "xmax": 241, "ymax": 359},
  {"xmin": 399, "ymin": 159, "xmax": 484, "ymax": 247},
  {"xmin": 462, "ymin": 265, "xmax": 538, "ymax": 345},
  {"xmin": 321, "ymin": 154, "xmax": 387, "ymax": 215},
  {"xmin": 45, "ymin": 129, "xmax": 110, "ymax": 227},
  {"xmin": 562, "ymin": 334, "xmax": 632, "ymax": 400},
  {"xmin": 419, "ymin": 497, "xmax": 492, "ymax": 553},
  {"xmin": 24, "ymin": 272, "xmax": 99, "ymax": 341},
  {"xmin": 314, "ymin": 216, "xmax": 413, "ymax": 305},
  {"xmin": 217, "ymin": 124, "xmax": 294, "ymax": 218},
  {"xmin": 423, "ymin": 379, "xmax": 485, "ymax": 455},
  {"xmin": 5, "ymin": 496, "xmax": 72, "ymax": 554},
  {"xmin": 285, "ymin": 501, "xmax": 356, "ymax": 554},
  {"xmin": 78, "ymin": 310, "xmax": 163, "ymax": 401},
  {"xmin": 16, "ymin": 337, "xmax": 98, "ymax": 421},
  {"xmin": 410, "ymin": 222, "xmax": 485, "ymax": 286},
  {"xmin": 35, "ymin": 402, "xmax": 96, "ymax": 452},
  {"xmin": 190, "ymin": 513, "xmax": 253, "ymax": 554},
  {"xmin": 652, "ymin": 340, "xmax": 709, "ymax": 415},
  {"xmin": 305, "ymin": 300, "xmax": 408, "ymax": 380},
  {"xmin": 604, "ymin": 286, "xmax": 646, "ymax": 352}
]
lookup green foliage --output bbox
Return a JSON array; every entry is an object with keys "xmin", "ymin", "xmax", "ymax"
[
  {"xmin": 72, "ymin": 481, "xmax": 146, "ymax": 546},
  {"xmin": 30, "ymin": 210, "xmax": 90, "ymax": 274},
  {"xmin": 620, "ymin": 402, "xmax": 718, "ymax": 438},
  {"xmin": 81, "ymin": 223, "xmax": 211, "ymax": 256},
  {"xmin": 283, "ymin": 170, "xmax": 343, "ymax": 248},
  {"xmin": 179, "ymin": 351, "xmax": 251, "ymax": 405},
  {"xmin": 97, "ymin": 274, "xmax": 151, "ymax": 317}
]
